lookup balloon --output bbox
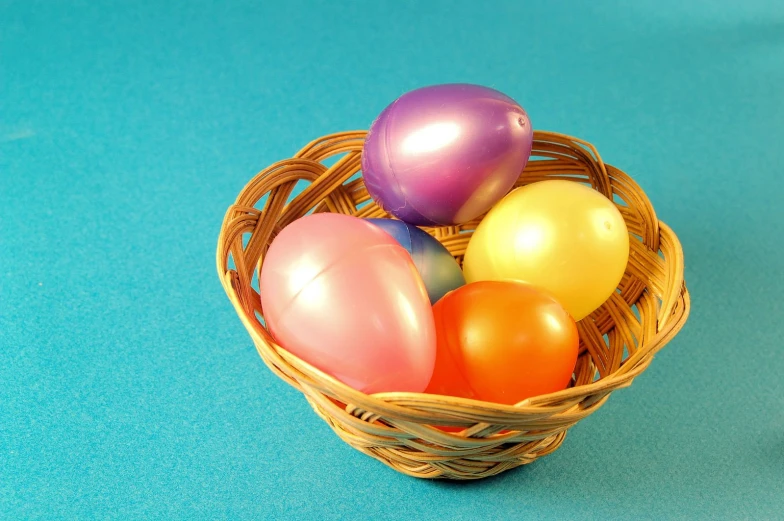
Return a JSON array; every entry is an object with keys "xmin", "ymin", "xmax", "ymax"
[
  {"xmin": 463, "ymin": 180, "xmax": 630, "ymax": 320},
  {"xmin": 259, "ymin": 213, "xmax": 436, "ymax": 394},
  {"xmin": 425, "ymin": 280, "xmax": 579, "ymax": 405},
  {"xmin": 366, "ymin": 218, "xmax": 465, "ymax": 304},
  {"xmin": 361, "ymin": 83, "xmax": 533, "ymax": 226}
]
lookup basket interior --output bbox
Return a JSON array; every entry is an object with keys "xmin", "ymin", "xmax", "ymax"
[{"xmin": 222, "ymin": 132, "xmax": 683, "ymax": 386}]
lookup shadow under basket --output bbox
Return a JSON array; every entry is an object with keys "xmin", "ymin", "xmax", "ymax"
[{"xmin": 216, "ymin": 130, "xmax": 691, "ymax": 480}]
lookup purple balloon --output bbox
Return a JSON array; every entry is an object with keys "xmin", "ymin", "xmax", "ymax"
[{"xmin": 361, "ymin": 84, "xmax": 533, "ymax": 226}]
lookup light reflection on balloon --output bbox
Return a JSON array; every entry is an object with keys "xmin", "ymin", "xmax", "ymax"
[{"xmin": 401, "ymin": 122, "xmax": 461, "ymax": 155}]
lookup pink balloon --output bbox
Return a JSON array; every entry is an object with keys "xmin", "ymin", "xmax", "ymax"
[{"xmin": 259, "ymin": 213, "xmax": 436, "ymax": 393}]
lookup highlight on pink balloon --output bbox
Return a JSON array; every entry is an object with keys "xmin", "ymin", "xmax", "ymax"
[{"xmin": 259, "ymin": 213, "xmax": 437, "ymax": 394}]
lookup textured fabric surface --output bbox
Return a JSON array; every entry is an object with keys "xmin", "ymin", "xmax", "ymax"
[{"xmin": 2, "ymin": 1, "xmax": 782, "ymax": 519}]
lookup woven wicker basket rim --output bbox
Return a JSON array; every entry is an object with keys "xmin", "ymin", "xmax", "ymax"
[{"xmin": 215, "ymin": 129, "xmax": 690, "ymax": 479}]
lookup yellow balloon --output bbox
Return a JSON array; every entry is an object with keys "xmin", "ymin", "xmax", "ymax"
[{"xmin": 463, "ymin": 180, "xmax": 629, "ymax": 320}]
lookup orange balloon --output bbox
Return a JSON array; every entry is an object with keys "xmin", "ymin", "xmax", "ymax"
[{"xmin": 425, "ymin": 280, "xmax": 579, "ymax": 405}]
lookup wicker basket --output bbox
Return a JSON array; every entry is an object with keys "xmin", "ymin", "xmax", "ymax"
[{"xmin": 216, "ymin": 130, "xmax": 690, "ymax": 480}]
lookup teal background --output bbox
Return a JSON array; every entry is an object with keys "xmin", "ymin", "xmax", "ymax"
[{"xmin": 2, "ymin": 0, "xmax": 783, "ymax": 519}]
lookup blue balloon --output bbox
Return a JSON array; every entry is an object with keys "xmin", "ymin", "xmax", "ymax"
[{"xmin": 366, "ymin": 218, "xmax": 465, "ymax": 304}]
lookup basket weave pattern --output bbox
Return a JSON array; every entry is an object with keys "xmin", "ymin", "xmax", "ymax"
[{"xmin": 217, "ymin": 130, "xmax": 690, "ymax": 480}]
